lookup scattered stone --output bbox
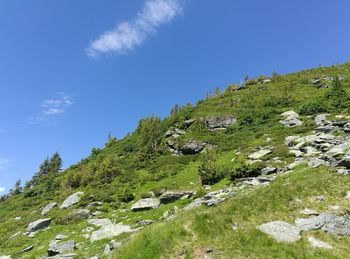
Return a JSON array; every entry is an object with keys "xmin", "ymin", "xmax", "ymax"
[
  {"xmin": 90, "ymin": 223, "xmax": 133, "ymax": 242},
  {"xmin": 315, "ymin": 195, "xmax": 326, "ymax": 202},
  {"xmin": 88, "ymin": 218, "xmax": 112, "ymax": 227},
  {"xmin": 159, "ymin": 191, "xmax": 194, "ymax": 204},
  {"xmin": 205, "ymin": 116, "xmax": 236, "ymax": 131},
  {"xmin": 88, "ymin": 201, "xmax": 103, "ymax": 207},
  {"xmin": 22, "ymin": 245, "xmax": 34, "ymax": 253},
  {"xmin": 299, "ymin": 208, "xmax": 319, "ymax": 216},
  {"xmin": 248, "ymin": 149, "xmax": 272, "ymax": 160},
  {"xmin": 295, "ymin": 213, "xmax": 350, "ymax": 235},
  {"xmin": 280, "ymin": 111, "xmax": 303, "ymax": 127},
  {"xmin": 110, "ymin": 240, "xmax": 122, "ymax": 250},
  {"xmin": 9, "ymin": 231, "xmax": 21, "ymax": 239},
  {"xmin": 60, "ymin": 192, "xmax": 84, "ymax": 209},
  {"xmin": 180, "ymin": 140, "xmax": 205, "ymax": 154},
  {"xmin": 48, "ymin": 240, "xmax": 76, "ymax": 256},
  {"xmin": 41, "ymin": 202, "xmax": 57, "ymax": 216},
  {"xmin": 315, "ymin": 114, "xmax": 329, "ymax": 126},
  {"xmin": 136, "ymin": 219, "xmax": 153, "ymax": 225},
  {"xmin": 344, "ymin": 191, "xmax": 350, "ymax": 199},
  {"xmin": 14, "ymin": 216, "xmax": 21, "ymax": 221},
  {"xmin": 103, "ymin": 244, "xmax": 111, "ymax": 255},
  {"xmin": 131, "ymin": 198, "xmax": 160, "ymax": 212},
  {"xmin": 308, "ymin": 236, "xmax": 332, "ymax": 249},
  {"xmin": 27, "ymin": 218, "xmax": 51, "ymax": 233},
  {"xmin": 256, "ymin": 221, "xmax": 301, "ymax": 243},
  {"xmin": 55, "ymin": 234, "xmax": 68, "ymax": 240},
  {"xmin": 261, "ymin": 166, "xmax": 277, "ymax": 175},
  {"xmin": 308, "ymin": 157, "xmax": 326, "ymax": 168},
  {"xmin": 328, "ymin": 205, "xmax": 340, "ymax": 211}
]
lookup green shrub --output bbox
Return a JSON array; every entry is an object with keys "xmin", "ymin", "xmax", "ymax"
[
  {"xmin": 198, "ymin": 151, "xmax": 226, "ymax": 185},
  {"xmin": 119, "ymin": 189, "xmax": 135, "ymax": 203},
  {"xmin": 229, "ymin": 157, "xmax": 263, "ymax": 181},
  {"xmin": 299, "ymin": 100, "xmax": 326, "ymax": 115}
]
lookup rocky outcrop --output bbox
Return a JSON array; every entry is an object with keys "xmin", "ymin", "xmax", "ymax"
[
  {"xmin": 205, "ymin": 116, "xmax": 236, "ymax": 131},
  {"xmin": 279, "ymin": 111, "xmax": 303, "ymax": 127},
  {"xmin": 248, "ymin": 149, "xmax": 272, "ymax": 160},
  {"xmin": 48, "ymin": 240, "xmax": 76, "ymax": 256},
  {"xmin": 88, "ymin": 218, "xmax": 112, "ymax": 227},
  {"xmin": 257, "ymin": 221, "xmax": 301, "ymax": 243},
  {"xmin": 159, "ymin": 191, "xmax": 194, "ymax": 204},
  {"xmin": 90, "ymin": 223, "xmax": 133, "ymax": 242},
  {"xmin": 60, "ymin": 192, "xmax": 84, "ymax": 209},
  {"xmin": 179, "ymin": 140, "xmax": 205, "ymax": 155},
  {"xmin": 295, "ymin": 213, "xmax": 350, "ymax": 236},
  {"xmin": 131, "ymin": 198, "xmax": 160, "ymax": 212},
  {"xmin": 27, "ymin": 218, "xmax": 51, "ymax": 233},
  {"xmin": 41, "ymin": 202, "xmax": 57, "ymax": 216}
]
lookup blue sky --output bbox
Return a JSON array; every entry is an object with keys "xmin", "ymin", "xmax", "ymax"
[{"xmin": 0, "ymin": 0, "xmax": 350, "ymax": 193}]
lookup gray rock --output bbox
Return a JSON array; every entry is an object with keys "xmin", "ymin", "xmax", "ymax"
[
  {"xmin": 110, "ymin": 240, "xmax": 122, "ymax": 250},
  {"xmin": 41, "ymin": 202, "xmax": 57, "ymax": 216},
  {"xmin": 308, "ymin": 157, "xmax": 326, "ymax": 168},
  {"xmin": 0, "ymin": 256, "xmax": 12, "ymax": 259},
  {"xmin": 59, "ymin": 192, "xmax": 84, "ymax": 209},
  {"xmin": 261, "ymin": 167, "xmax": 277, "ymax": 175},
  {"xmin": 315, "ymin": 114, "xmax": 329, "ymax": 126},
  {"xmin": 88, "ymin": 201, "xmax": 103, "ymax": 207},
  {"xmin": 256, "ymin": 221, "xmax": 301, "ymax": 243},
  {"xmin": 88, "ymin": 218, "xmax": 112, "ymax": 227},
  {"xmin": 27, "ymin": 218, "xmax": 51, "ymax": 233},
  {"xmin": 90, "ymin": 223, "xmax": 133, "ymax": 242},
  {"xmin": 205, "ymin": 116, "xmax": 236, "ymax": 130},
  {"xmin": 345, "ymin": 191, "xmax": 350, "ymax": 199},
  {"xmin": 22, "ymin": 245, "xmax": 34, "ymax": 252},
  {"xmin": 295, "ymin": 213, "xmax": 350, "ymax": 235},
  {"xmin": 308, "ymin": 236, "xmax": 332, "ymax": 249},
  {"xmin": 280, "ymin": 111, "xmax": 303, "ymax": 127},
  {"xmin": 55, "ymin": 234, "xmax": 68, "ymax": 240},
  {"xmin": 9, "ymin": 231, "xmax": 21, "ymax": 239},
  {"xmin": 248, "ymin": 149, "xmax": 272, "ymax": 160},
  {"xmin": 67, "ymin": 209, "xmax": 90, "ymax": 219},
  {"xmin": 299, "ymin": 208, "xmax": 319, "ymax": 216},
  {"xmin": 48, "ymin": 240, "xmax": 76, "ymax": 256},
  {"xmin": 103, "ymin": 244, "xmax": 111, "ymax": 255},
  {"xmin": 131, "ymin": 198, "xmax": 160, "ymax": 212},
  {"xmin": 159, "ymin": 191, "xmax": 194, "ymax": 204},
  {"xmin": 14, "ymin": 216, "xmax": 21, "ymax": 221},
  {"xmin": 180, "ymin": 140, "xmax": 205, "ymax": 154}
]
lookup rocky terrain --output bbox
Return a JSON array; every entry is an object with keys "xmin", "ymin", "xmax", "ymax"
[{"xmin": 1, "ymin": 63, "xmax": 350, "ymax": 258}]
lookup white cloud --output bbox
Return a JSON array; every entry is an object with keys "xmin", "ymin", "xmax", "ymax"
[
  {"xmin": 0, "ymin": 187, "xmax": 5, "ymax": 193},
  {"xmin": 30, "ymin": 93, "xmax": 73, "ymax": 122},
  {"xmin": 86, "ymin": 0, "xmax": 183, "ymax": 57}
]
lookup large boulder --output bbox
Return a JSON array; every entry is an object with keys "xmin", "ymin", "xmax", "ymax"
[
  {"xmin": 60, "ymin": 192, "xmax": 84, "ymax": 209},
  {"xmin": 159, "ymin": 191, "xmax": 194, "ymax": 204},
  {"xmin": 295, "ymin": 213, "xmax": 350, "ymax": 236},
  {"xmin": 131, "ymin": 198, "xmax": 160, "ymax": 212},
  {"xmin": 90, "ymin": 223, "xmax": 133, "ymax": 242},
  {"xmin": 279, "ymin": 111, "xmax": 303, "ymax": 127},
  {"xmin": 180, "ymin": 140, "xmax": 205, "ymax": 155},
  {"xmin": 41, "ymin": 202, "xmax": 57, "ymax": 216},
  {"xmin": 205, "ymin": 116, "xmax": 236, "ymax": 131},
  {"xmin": 27, "ymin": 218, "xmax": 51, "ymax": 233},
  {"xmin": 256, "ymin": 221, "xmax": 301, "ymax": 243},
  {"xmin": 47, "ymin": 240, "xmax": 76, "ymax": 256}
]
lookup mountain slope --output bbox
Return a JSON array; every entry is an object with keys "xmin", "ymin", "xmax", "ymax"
[{"xmin": 1, "ymin": 63, "xmax": 350, "ymax": 258}]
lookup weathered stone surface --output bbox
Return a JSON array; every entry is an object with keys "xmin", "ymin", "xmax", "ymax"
[
  {"xmin": 60, "ymin": 192, "xmax": 84, "ymax": 209},
  {"xmin": 55, "ymin": 234, "xmax": 68, "ymax": 240},
  {"xmin": 205, "ymin": 116, "xmax": 236, "ymax": 130},
  {"xmin": 180, "ymin": 140, "xmax": 205, "ymax": 154},
  {"xmin": 295, "ymin": 213, "xmax": 350, "ymax": 235},
  {"xmin": 27, "ymin": 218, "xmax": 51, "ymax": 233},
  {"xmin": 248, "ymin": 149, "xmax": 272, "ymax": 160},
  {"xmin": 315, "ymin": 114, "xmax": 329, "ymax": 126},
  {"xmin": 88, "ymin": 218, "xmax": 112, "ymax": 227},
  {"xmin": 22, "ymin": 245, "xmax": 34, "ymax": 252},
  {"xmin": 103, "ymin": 244, "xmax": 111, "ymax": 255},
  {"xmin": 159, "ymin": 191, "xmax": 194, "ymax": 204},
  {"xmin": 41, "ymin": 202, "xmax": 57, "ymax": 216},
  {"xmin": 345, "ymin": 191, "xmax": 350, "ymax": 199},
  {"xmin": 256, "ymin": 221, "xmax": 301, "ymax": 243},
  {"xmin": 299, "ymin": 208, "xmax": 319, "ymax": 216},
  {"xmin": 131, "ymin": 198, "xmax": 160, "ymax": 212},
  {"xmin": 0, "ymin": 256, "xmax": 12, "ymax": 259},
  {"xmin": 67, "ymin": 209, "xmax": 90, "ymax": 219},
  {"xmin": 308, "ymin": 236, "xmax": 333, "ymax": 249},
  {"xmin": 261, "ymin": 166, "xmax": 277, "ymax": 175},
  {"xmin": 280, "ymin": 111, "xmax": 303, "ymax": 127},
  {"xmin": 90, "ymin": 223, "xmax": 133, "ymax": 242},
  {"xmin": 48, "ymin": 240, "xmax": 76, "ymax": 256}
]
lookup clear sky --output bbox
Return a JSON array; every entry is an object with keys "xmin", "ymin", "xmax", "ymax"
[{"xmin": 0, "ymin": 0, "xmax": 349, "ymax": 193}]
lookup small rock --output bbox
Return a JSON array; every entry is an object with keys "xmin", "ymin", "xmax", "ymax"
[
  {"xmin": 131, "ymin": 198, "xmax": 160, "ymax": 212},
  {"xmin": 300, "ymin": 208, "xmax": 319, "ymax": 216},
  {"xmin": 88, "ymin": 218, "xmax": 112, "ymax": 227},
  {"xmin": 59, "ymin": 192, "xmax": 84, "ymax": 209},
  {"xmin": 261, "ymin": 166, "xmax": 277, "ymax": 175},
  {"xmin": 55, "ymin": 234, "xmax": 68, "ymax": 240},
  {"xmin": 328, "ymin": 205, "xmax": 340, "ymax": 211},
  {"xmin": 41, "ymin": 202, "xmax": 57, "ymax": 216},
  {"xmin": 0, "ymin": 256, "xmax": 12, "ymax": 259},
  {"xmin": 308, "ymin": 236, "xmax": 332, "ymax": 249},
  {"xmin": 14, "ymin": 217, "xmax": 21, "ymax": 221},
  {"xmin": 47, "ymin": 240, "xmax": 76, "ymax": 256},
  {"xmin": 27, "ymin": 218, "xmax": 51, "ymax": 233},
  {"xmin": 22, "ymin": 245, "xmax": 34, "ymax": 252},
  {"xmin": 110, "ymin": 240, "xmax": 122, "ymax": 250},
  {"xmin": 248, "ymin": 149, "xmax": 272, "ymax": 160},
  {"xmin": 103, "ymin": 244, "xmax": 111, "ymax": 255},
  {"xmin": 90, "ymin": 223, "xmax": 133, "ymax": 242},
  {"xmin": 315, "ymin": 195, "xmax": 326, "ymax": 202},
  {"xmin": 344, "ymin": 191, "xmax": 350, "ymax": 199},
  {"xmin": 256, "ymin": 221, "xmax": 301, "ymax": 243}
]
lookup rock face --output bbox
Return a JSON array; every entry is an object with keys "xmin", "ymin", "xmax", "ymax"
[
  {"xmin": 205, "ymin": 116, "xmax": 236, "ymax": 131},
  {"xmin": 90, "ymin": 223, "xmax": 133, "ymax": 242},
  {"xmin": 159, "ymin": 191, "xmax": 194, "ymax": 204},
  {"xmin": 88, "ymin": 218, "xmax": 112, "ymax": 227},
  {"xmin": 256, "ymin": 221, "xmax": 301, "ymax": 243},
  {"xmin": 308, "ymin": 236, "xmax": 332, "ymax": 249},
  {"xmin": 180, "ymin": 140, "xmax": 205, "ymax": 155},
  {"xmin": 131, "ymin": 198, "xmax": 160, "ymax": 211},
  {"xmin": 60, "ymin": 192, "xmax": 84, "ymax": 209},
  {"xmin": 41, "ymin": 202, "xmax": 57, "ymax": 216},
  {"xmin": 27, "ymin": 218, "xmax": 51, "ymax": 233},
  {"xmin": 295, "ymin": 213, "xmax": 350, "ymax": 236},
  {"xmin": 48, "ymin": 240, "xmax": 76, "ymax": 256},
  {"xmin": 299, "ymin": 208, "xmax": 319, "ymax": 216},
  {"xmin": 279, "ymin": 111, "xmax": 303, "ymax": 127},
  {"xmin": 248, "ymin": 149, "xmax": 272, "ymax": 160}
]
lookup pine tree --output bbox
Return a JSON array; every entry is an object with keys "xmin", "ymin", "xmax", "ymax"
[{"xmin": 50, "ymin": 152, "xmax": 62, "ymax": 174}]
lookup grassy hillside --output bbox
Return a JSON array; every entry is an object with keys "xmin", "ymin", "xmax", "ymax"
[{"xmin": 1, "ymin": 63, "xmax": 350, "ymax": 258}]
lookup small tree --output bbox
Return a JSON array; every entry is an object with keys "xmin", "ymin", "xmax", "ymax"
[
  {"xmin": 325, "ymin": 76, "xmax": 350, "ymax": 111},
  {"xmin": 50, "ymin": 152, "xmax": 62, "ymax": 174},
  {"xmin": 12, "ymin": 179, "xmax": 22, "ymax": 195}
]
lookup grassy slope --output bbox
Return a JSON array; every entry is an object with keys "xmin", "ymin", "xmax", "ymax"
[{"xmin": 1, "ymin": 63, "xmax": 350, "ymax": 258}]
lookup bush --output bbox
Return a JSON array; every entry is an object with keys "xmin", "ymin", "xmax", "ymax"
[
  {"xmin": 119, "ymin": 189, "xmax": 135, "ymax": 203},
  {"xmin": 229, "ymin": 157, "xmax": 263, "ymax": 181},
  {"xmin": 198, "ymin": 151, "xmax": 226, "ymax": 185},
  {"xmin": 299, "ymin": 101, "xmax": 326, "ymax": 115}
]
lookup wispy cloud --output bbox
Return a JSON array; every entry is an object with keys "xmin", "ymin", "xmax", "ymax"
[
  {"xmin": 30, "ymin": 93, "xmax": 73, "ymax": 122},
  {"xmin": 86, "ymin": 0, "xmax": 183, "ymax": 57}
]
